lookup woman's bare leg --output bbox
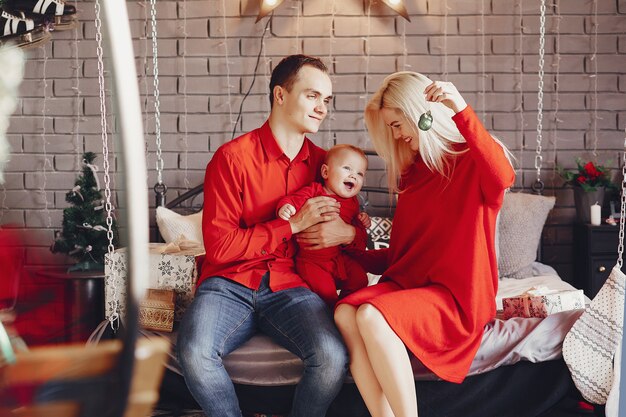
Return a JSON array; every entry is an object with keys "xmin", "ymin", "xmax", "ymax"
[
  {"xmin": 334, "ymin": 304, "xmax": 394, "ymax": 417},
  {"xmin": 356, "ymin": 304, "xmax": 418, "ymax": 417}
]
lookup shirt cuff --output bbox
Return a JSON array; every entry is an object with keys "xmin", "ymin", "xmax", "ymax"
[{"xmin": 269, "ymin": 217, "xmax": 293, "ymax": 243}]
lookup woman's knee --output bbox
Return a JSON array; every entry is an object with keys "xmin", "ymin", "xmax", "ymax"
[
  {"xmin": 334, "ymin": 303, "xmax": 357, "ymax": 332},
  {"xmin": 355, "ymin": 304, "xmax": 387, "ymax": 336}
]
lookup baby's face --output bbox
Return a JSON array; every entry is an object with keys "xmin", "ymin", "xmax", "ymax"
[{"xmin": 322, "ymin": 150, "xmax": 367, "ymax": 199}]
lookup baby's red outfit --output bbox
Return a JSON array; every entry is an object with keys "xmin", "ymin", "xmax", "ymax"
[{"xmin": 277, "ymin": 182, "xmax": 368, "ymax": 307}]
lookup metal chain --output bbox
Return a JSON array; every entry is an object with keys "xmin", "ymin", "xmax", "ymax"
[
  {"xmin": 532, "ymin": 0, "xmax": 546, "ymax": 194},
  {"xmin": 95, "ymin": 0, "xmax": 118, "ymax": 330},
  {"xmin": 617, "ymin": 128, "xmax": 626, "ymax": 268},
  {"xmin": 150, "ymin": 0, "xmax": 163, "ymax": 185}
]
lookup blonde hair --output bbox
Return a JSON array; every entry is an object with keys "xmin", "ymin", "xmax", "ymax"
[{"xmin": 364, "ymin": 71, "xmax": 512, "ymax": 193}]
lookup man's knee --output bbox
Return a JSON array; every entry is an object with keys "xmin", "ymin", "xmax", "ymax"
[
  {"xmin": 307, "ymin": 332, "xmax": 349, "ymax": 377},
  {"xmin": 177, "ymin": 328, "xmax": 222, "ymax": 373}
]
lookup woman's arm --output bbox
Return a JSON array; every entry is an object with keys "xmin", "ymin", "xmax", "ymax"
[
  {"xmin": 425, "ymin": 81, "xmax": 515, "ymax": 202},
  {"xmin": 452, "ymin": 105, "xmax": 515, "ymax": 199}
]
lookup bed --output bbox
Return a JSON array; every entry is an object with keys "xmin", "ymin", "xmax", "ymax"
[{"xmin": 105, "ymin": 158, "xmax": 598, "ymax": 417}]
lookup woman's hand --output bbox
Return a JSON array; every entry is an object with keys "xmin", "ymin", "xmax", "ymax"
[
  {"xmin": 296, "ymin": 216, "xmax": 356, "ymax": 250},
  {"xmin": 424, "ymin": 81, "xmax": 468, "ymax": 114},
  {"xmin": 288, "ymin": 196, "xmax": 340, "ymax": 235}
]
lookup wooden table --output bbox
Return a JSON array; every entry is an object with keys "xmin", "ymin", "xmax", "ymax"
[{"xmin": 33, "ymin": 267, "xmax": 105, "ymax": 343}]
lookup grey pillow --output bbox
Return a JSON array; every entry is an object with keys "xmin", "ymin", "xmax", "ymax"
[{"xmin": 498, "ymin": 192, "xmax": 556, "ymax": 279}]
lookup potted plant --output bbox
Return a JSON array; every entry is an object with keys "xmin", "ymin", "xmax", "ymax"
[{"xmin": 558, "ymin": 159, "xmax": 616, "ymax": 224}]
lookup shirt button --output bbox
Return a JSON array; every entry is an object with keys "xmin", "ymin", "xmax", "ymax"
[
  {"xmin": 282, "ymin": 237, "xmax": 287, "ymax": 242},
  {"xmin": 261, "ymin": 250, "xmax": 267, "ymax": 255}
]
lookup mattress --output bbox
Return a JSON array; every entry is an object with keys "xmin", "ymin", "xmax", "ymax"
[{"xmin": 154, "ymin": 264, "xmax": 585, "ymax": 386}]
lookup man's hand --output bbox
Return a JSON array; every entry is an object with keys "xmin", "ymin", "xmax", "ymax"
[
  {"xmin": 288, "ymin": 196, "xmax": 340, "ymax": 234},
  {"xmin": 296, "ymin": 216, "xmax": 356, "ymax": 250},
  {"xmin": 278, "ymin": 204, "xmax": 296, "ymax": 221},
  {"xmin": 357, "ymin": 212, "xmax": 371, "ymax": 229}
]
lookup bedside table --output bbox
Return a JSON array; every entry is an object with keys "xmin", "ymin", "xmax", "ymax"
[
  {"xmin": 573, "ymin": 223, "xmax": 624, "ymax": 299},
  {"xmin": 33, "ymin": 267, "xmax": 105, "ymax": 343}
]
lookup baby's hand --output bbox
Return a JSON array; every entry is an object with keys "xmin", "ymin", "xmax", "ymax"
[
  {"xmin": 357, "ymin": 212, "xmax": 371, "ymax": 229},
  {"xmin": 278, "ymin": 204, "xmax": 297, "ymax": 220}
]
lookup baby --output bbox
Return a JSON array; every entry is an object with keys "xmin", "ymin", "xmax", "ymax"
[{"xmin": 277, "ymin": 144, "xmax": 370, "ymax": 308}]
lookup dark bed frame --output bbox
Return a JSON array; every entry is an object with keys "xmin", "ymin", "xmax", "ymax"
[{"xmin": 154, "ymin": 158, "xmax": 598, "ymax": 417}]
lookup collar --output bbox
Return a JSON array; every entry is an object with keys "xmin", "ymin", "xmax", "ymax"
[{"xmin": 259, "ymin": 121, "xmax": 311, "ymax": 164}]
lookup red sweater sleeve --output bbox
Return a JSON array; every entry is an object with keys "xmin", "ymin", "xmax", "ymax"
[
  {"xmin": 276, "ymin": 183, "xmax": 318, "ymax": 216},
  {"xmin": 452, "ymin": 105, "xmax": 515, "ymax": 204},
  {"xmin": 202, "ymin": 149, "xmax": 292, "ymax": 265},
  {"xmin": 347, "ymin": 247, "xmax": 389, "ymax": 275}
]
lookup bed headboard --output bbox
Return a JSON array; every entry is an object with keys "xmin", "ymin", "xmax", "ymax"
[{"xmin": 165, "ymin": 150, "xmax": 396, "ymax": 217}]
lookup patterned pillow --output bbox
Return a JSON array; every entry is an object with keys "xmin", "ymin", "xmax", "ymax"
[
  {"xmin": 367, "ymin": 216, "xmax": 393, "ymax": 250},
  {"xmin": 156, "ymin": 206, "xmax": 203, "ymax": 245},
  {"xmin": 498, "ymin": 192, "xmax": 555, "ymax": 279}
]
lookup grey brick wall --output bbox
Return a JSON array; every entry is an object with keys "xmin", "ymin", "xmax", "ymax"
[{"xmin": 4, "ymin": 0, "xmax": 625, "ymax": 283}]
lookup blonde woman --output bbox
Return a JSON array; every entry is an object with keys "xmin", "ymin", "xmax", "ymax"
[{"xmin": 334, "ymin": 72, "xmax": 515, "ymax": 417}]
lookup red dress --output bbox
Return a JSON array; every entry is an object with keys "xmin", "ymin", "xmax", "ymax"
[
  {"xmin": 339, "ymin": 106, "xmax": 515, "ymax": 383},
  {"xmin": 277, "ymin": 183, "xmax": 368, "ymax": 307}
]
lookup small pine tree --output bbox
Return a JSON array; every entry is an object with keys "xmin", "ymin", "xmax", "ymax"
[{"xmin": 51, "ymin": 152, "xmax": 119, "ymax": 271}]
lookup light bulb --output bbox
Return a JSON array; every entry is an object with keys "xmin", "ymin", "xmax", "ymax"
[{"xmin": 264, "ymin": 0, "xmax": 277, "ymax": 5}]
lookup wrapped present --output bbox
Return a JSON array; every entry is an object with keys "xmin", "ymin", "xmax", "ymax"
[
  {"xmin": 502, "ymin": 286, "xmax": 585, "ymax": 319},
  {"xmin": 105, "ymin": 243, "xmax": 204, "ymax": 323},
  {"xmin": 139, "ymin": 288, "xmax": 176, "ymax": 332}
]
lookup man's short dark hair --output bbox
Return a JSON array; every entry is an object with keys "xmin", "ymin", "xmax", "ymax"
[{"xmin": 269, "ymin": 54, "xmax": 328, "ymax": 108}]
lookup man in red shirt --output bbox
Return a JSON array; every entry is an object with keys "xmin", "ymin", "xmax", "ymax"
[{"xmin": 177, "ymin": 55, "xmax": 361, "ymax": 417}]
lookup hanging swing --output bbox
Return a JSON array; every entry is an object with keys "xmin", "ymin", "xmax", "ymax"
[
  {"xmin": 0, "ymin": 1, "xmax": 168, "ymax": 415},
  {"xmin": 148, "ymin": 0, "xmax": 166, "ymax": 208},
  {"xmin": 530, "ymin": 0, "xmax": 546, "ymax": 196}
]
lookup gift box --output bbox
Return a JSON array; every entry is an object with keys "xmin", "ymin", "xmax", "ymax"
[
  {"xmin": 105, "ymin": 243, "xmax": 203, "ymax": 323},
  {"xmin": 139, "ymin": 288, "xmax": 176, "ymax": 332},
  {"xmin": 502, "ymin": 286, "xmax": 586, "ymax": 319}
]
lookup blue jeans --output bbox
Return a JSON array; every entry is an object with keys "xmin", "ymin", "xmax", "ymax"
[{"xmin": 177, "ymin": 274, "xmax": 348, "ymax": 417}]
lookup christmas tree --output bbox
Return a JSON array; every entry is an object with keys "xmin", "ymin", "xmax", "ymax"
[{"xmin": 51, "ymin": 152, "xmax": 119, "ymax": 271}]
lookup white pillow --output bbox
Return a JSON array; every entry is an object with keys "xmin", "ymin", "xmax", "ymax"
[{"xmin": 156, "ymin": 206, "xmax": 203, "ymax": 245}]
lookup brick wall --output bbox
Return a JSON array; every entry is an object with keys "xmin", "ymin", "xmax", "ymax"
[{"xmin": 3, "ymin": 0, "xmax": 625, "ymax": 283}]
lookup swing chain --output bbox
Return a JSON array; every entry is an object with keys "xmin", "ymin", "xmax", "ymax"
[
  {"xmin": 617, "ymin": 131, "xmax": 626, "ymax": 268},
  {"xmin": 534, "ymin": 0, "xmax": 546, "ymax": 189},
  {"xmin": 149, "ymin": 0, "xmax": 164, "ymax": 187},
  {"xmin": 95, "ymin": 0, "xmax": 119, "ymax": 329}
]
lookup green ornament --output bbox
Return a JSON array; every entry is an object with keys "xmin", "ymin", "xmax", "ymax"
[{"xmin": 418, "ymin": 110, "xmax": 433, "ymax": 131}]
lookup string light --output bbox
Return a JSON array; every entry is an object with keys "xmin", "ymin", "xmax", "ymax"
[
  {"xmin": 591, "ymin": 0, "xmax": 599, "ymax": 156},
  {"xmin": 40, "ymin": 44, "xmax": 52, "ymax": 228},
  {"xmin": 549, "ymin": 0, "xmax": 562, "ymax": 190},
  {"xmin": 326, "ymin": 0, "xmax": 336, "ymax": 150},
  {"xmin": 72, "ymin": 3, "xmax": 81, "ymax": 170},
  {"xmin": 182, "ymin": 0, "xmax": 190, "ymax": 189},
  {"xmin": 256, "ymin": 0, "xmax": 285, "ymax": 23},
  {"xmin": 517, "ymin": 0, "xmax": 525, "ymax": 189}
]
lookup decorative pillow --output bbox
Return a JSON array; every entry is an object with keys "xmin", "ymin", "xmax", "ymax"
[
  {"xmin": 498, "ymin": 192, "xmax": 555, "ymax": 279},
  {"xmin": 156, "ymin": 206, "xmax": 203, "ymax": 245},
  {"xmin": 367, "ymin": 216, "xmax": 393, "ymax": 250}
]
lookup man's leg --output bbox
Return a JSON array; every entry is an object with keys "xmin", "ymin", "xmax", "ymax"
[
  {"xmin": 257, "ymin": 283, "xmax": 348, "ymax": 417},
  {"xmin": 177, "ymin": 277, "xmax": 256, "ymax": 417}
]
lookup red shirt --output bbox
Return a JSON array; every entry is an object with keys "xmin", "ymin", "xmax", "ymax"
[{"xmin": 199, "ymin": 121, "xmax": 327, "ymax": 291}]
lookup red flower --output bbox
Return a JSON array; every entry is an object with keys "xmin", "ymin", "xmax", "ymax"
[
  {"xmin": 577, "ymin": 175, "xmax": 586, "ymax": 184},
  {"xmin": 584, "ymin": 162, "xmax": 601, "ymax": 179}
]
